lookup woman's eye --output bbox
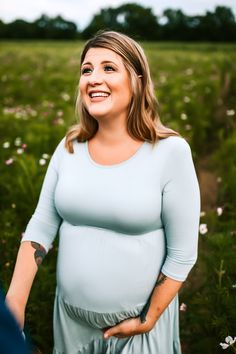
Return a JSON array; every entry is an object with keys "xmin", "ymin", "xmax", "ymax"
[
  {"xmin": 81, "ymin": 67, "xmax": 92, "ymax": 74},
  {"xmin": 104, "ymin": 65, "xmax": 115, "ymax": 72}
]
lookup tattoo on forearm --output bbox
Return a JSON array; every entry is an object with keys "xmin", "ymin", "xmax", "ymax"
[
  {"xmin": 31, "ymin": 242, "xmax": 46, "ymax": 266},
  {"xmin": 155, "ymin": 273, "xmax": 167, "ymax": 287},
  {"xmin": 139, "ymin": 273, "xmax": 168, "ymax": 324}
]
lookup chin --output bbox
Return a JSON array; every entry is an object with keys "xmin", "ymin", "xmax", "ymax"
[{"xmin": 88, "ymin": 110, "xmax": 111, "ymax": 120}]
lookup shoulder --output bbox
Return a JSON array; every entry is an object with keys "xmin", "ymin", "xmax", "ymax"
[
  {"xmin": 159, "ymin": 136, "xmax": 191, "ymax": 152},
  {"xmin": 158, "ymin": 137, "xmax": 196, "ymax": 184},
  {"xmin": 154, "ymin": 136, "xmax": 191, "ymax": 160}
]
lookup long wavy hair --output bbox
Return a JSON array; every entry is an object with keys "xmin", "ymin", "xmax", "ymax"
[{"xmin": 65, "ymin": 30, "xmax": 179, "ymax": 153}]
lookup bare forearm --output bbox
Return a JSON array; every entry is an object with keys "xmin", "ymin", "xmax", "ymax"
[
  {"xmin": 6, "ymin": 241, "xmax": 46, "ymax": 308},
  {"xmin": 140, "ymin": 273, "xmax": 183, "ymax": 327}
]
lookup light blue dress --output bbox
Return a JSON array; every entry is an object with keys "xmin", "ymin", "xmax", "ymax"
[{"xmin": 22, "ymin": 135, "xmax": 201, "ymax": 354}]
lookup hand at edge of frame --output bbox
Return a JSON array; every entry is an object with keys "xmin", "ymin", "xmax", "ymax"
[{"xmin": 5, "ymin": 295, "xmax": 25, "ymax": 330}]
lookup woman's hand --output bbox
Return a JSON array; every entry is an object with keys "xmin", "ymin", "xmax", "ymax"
[{"xmin": 102, "ymin": 316, "xmax": 155, "ymax": 339}]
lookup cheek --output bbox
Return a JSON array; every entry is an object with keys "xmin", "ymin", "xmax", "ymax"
[
  {"xmin": 78, "ymin": 79, "xmax": 86, "ymax": 96},
  {"xmin": 122, "ymin": 74, "xmax": 132, "ymax": 94},
  {"xmin": 121, "ymin": 80, "xmax": 132, "ymax": 101},
  {"xmin": 111, "ymin": 79, "xmax": 131, "ymax": 99}
]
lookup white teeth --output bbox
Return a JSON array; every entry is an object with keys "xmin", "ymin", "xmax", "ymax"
[{"xmin": 90, "ymin": 92, "xmax": 109, "ymax": 98}]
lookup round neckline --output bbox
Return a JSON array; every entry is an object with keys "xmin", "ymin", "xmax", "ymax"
[{"xmin": 85, "ymin": 140, "xmax": 147, "ymax": 168}]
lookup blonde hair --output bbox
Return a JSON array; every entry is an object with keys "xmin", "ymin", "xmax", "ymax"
[{"xmin": 65, "ymin": 30, "xmax": 179, "ymax": 153}]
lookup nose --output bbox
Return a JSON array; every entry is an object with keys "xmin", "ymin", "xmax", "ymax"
[
  {"xmin": 89, "ymin": 79, "xmax": 102, "ymax": 86},
  {"xmin": 88, "ymin": 70, "xmax": 103, "ymax": 86}
]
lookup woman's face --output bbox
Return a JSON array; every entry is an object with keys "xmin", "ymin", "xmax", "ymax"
[{"xmin": 79, "ymin": 47, "xmax": 132, "ymax": 122}]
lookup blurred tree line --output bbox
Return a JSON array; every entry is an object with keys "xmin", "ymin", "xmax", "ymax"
[{"xmin": 0, "ymin": 3, "xmax": 236, "ymax": 41}]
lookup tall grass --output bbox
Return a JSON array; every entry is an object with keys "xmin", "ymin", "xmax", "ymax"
[{"xmin": 0, "ymin": 41, "xmax": 235, "ymax": 354}]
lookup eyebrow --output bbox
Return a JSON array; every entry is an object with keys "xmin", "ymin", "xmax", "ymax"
[{"xmin": 81, "ymin": 60, "xmax": 118, "ymax": 67}]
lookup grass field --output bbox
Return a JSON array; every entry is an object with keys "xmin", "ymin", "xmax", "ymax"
[{"xmin": 0, "ymin": 41, "xmax": 236, "ymax": 354}]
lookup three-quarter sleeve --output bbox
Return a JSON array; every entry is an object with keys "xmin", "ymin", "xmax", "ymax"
[
  {"xmin": 160, "ymin": 137, "xmax": 201, "ymax": 282},
  {"xmin": 21, "ymin": 137, "xmax": 65, "ymax": 253}
]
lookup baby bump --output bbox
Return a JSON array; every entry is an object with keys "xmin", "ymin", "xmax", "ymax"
[
  {"xmin": 56, "ymin": 222, "xmax": 166, "ymax": 313},
  {"xmin": 57, "ymin": 291, "xmax": 144, "ymax": 329}
]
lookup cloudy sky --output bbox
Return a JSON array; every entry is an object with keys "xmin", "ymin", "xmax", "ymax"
[{"xmin": 1, "ymin": 0, "xmax": 236, "ymax": 30}]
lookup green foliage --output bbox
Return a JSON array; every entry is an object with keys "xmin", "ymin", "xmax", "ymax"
[
  {"xmin": 0, "ymin": 15, "xmax": 78, "ymax": 40},
  {"xmin": 82, "ymin": 3, "xmax": 159, "ymax": 40},
  {"xmin": 180, "ymin": 233, "xmax": 236, "ymax": 354},
  {"xmin": 0, "ymin": 41, "xmax": 235, "ymax": 353},
  {"xmin": 213, "ymin": 132, "xmax": 236, "ymax": 207},
  {"xmin": 1, "ymin": 4, "xmax": 236, "ymax": 41},
  {"xmin": 82, "ymin": 4, "xmax": 236, "ymax": 41}
]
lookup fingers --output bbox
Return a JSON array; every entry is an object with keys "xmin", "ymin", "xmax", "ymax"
[
  {"xmin": 103, "ymin": 318, "xmax": 140, "ymax": 339},
  {"xmin": 103, "ymin": 323, "xmax": 123, "ymax": 339}
]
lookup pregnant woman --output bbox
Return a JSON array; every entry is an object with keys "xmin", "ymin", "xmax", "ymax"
[{"xmin": 6, "ymin": 30, "xmax": 200, "ymax": 354}]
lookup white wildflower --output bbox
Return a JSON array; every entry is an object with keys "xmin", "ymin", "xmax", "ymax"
[
  {"xmin": 42, "ymin": 153, "xmax": 50, "ymax": 159},
  {"xmin": 185, "ymin": 124, "xmax": 192, "ymax": 131},
  {"xmin": 53, "ymin": 117, "xmax": 64, "ymax": 125},
  {"xmin": 200, "ymin": 211, "xmax": 206, "ymax": 217},
  {"xmin": 3, "ymin": 141, "xmax": 10, "ymax": 148},
  {"xmin": 39, "ymin": 158, "xmax": 46, "ymax": 166},
  {"xmin": 183, "ymin": 96, "xmax": 191, "ymax": 103},
  {"xmin": 57, "ymin": 110, "xmax": 64, "ymax": 117},
  {"xmin": 30, "ymin": 109, "xmax": 37, "ymax": 117},
  {"xmin": 220, "ymin": 336, "xmax": 236, "ymax": 350},
  {"xmin": 14, "ymin": 137, "xmax": 22, "ymax": 146},
  {"xmin": 217, "ymin": 207, "xmax": 223, "ymax": 216},
  {"xmin": 226, "ymin": 337, "xmax": 236, "ymax": 345},
  {"xmin": 180, "ymin": 303, "xmax": 187, "ymax": 311},
  {"xmin": 220, "ymin": 342, "xmax": 229, "ymax": 349},
  {"xmin": 199, "ymin": 223, "xmax": 208, "ymax": 235},
  {"xmin": 17, "ymin": 148, "xmax": 24, "ymax": 154},
  {"xmin": 61, "ymin": 92, "xmax": 70, "ymax": 101},
  {"xmin": 180, "ymin": 113, "xmax": 188, "ymax": 120},
  {"xmin": 226, "ymin": 109, "xmax": 235, "ymax": 116}
]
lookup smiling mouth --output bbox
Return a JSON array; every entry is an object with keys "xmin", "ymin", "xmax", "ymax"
[{"xmin": 89, "ymin": 92, "xmax": 110, "ymax": 99}]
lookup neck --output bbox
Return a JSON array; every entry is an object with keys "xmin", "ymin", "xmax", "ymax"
[{"xmin": 94, "ymin": 114, "xmax": 133, "ymax": 146}]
